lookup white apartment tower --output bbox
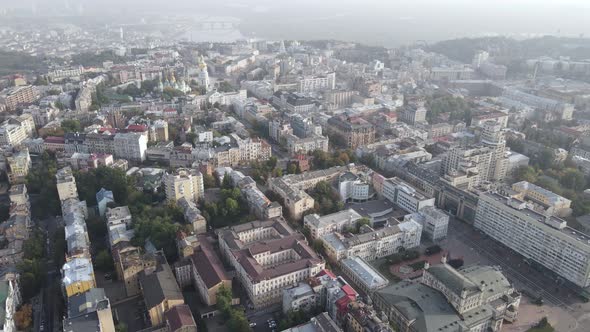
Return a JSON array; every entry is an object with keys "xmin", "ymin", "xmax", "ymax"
[{"xmin": 164, "ymin": 168, "xmax": 204, "ymax": 204}]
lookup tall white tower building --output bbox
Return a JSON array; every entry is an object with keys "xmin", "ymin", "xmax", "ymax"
[{"xmin": 197, "ymin": 55, "xmax": 210, "ymax": 92}]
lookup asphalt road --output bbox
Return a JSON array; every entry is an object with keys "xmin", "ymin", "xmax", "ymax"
[{"xmin": 38, "ymin": 216, "xmax": 60, "ymax": 332}]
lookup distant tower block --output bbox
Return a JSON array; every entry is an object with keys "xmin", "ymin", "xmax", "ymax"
[{"xmin": 120, "ymin": 27, "xmax": 124, "ymax": 41}]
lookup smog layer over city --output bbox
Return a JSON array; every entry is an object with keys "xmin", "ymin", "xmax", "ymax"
[{"xmin": 0, "ymin": 1, "xmax": 589, "ymax": 332}]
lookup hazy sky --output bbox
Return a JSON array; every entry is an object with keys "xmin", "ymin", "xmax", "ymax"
[{"xmin": 2, "ymin": 0, "xmax": 590, "ymax": 45}]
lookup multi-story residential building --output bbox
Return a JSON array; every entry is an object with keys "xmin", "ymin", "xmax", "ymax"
[
  {"xmin": 321, "ymin": 221, "xmax": 422, "ymax": 262},
  {"xmin": 273, "ymin": 91, "xmax": 317, "ymax": 113},
  {"xmin": 0, "ymin": 85, "xmax": 39, "ymax": 111},
  {"xmin": 430, "ymin": 66, "xmax": 474, "ymax": 81},
  {"xmin": 404, "ymin": 206, "xmax": 449, "ymax": 241},
  {"xmin": 269, "ymin": 119, "xmax": 293, "ymax": 144},
  {"xmin": 475, "ymin": 192, "xmax": 590, "ymax": 288},
  {"xmin": 114, "ymin": 132, "xmax": 147, "ymax": 162},
  {"xmin": 281, "ymin": 269, "xmax": 356, "ymax": 320},
  {"xmin": 164, "ymin": 168, "xmax": 204, "ymax": 204},
  {"xmin": 304, "ymin": 209, "xmax": 364, "ymax": 240},
  {"xmin": 4, "ymin": 148, "xmax": 31, "ymax": 184},
  {"xmin": 399, "ymin": 104, "xmax": 427, "ymax": 125},
  {"xmin": 282, "ymin": 282, "xmax": 320, "ymax": 314},
  {"xmin": 23, "ymin": 106, "xmax": 59, "ymax": 127},
  {"xmin": 62, "ymin": 257, "xmax": 96, "ymax": 298},
  {"xmin": 442, "ymin": 143, "xmax": 507, "ymax": 188},
  {"xmin": 323, "ymin": 90, "xmax": 357, "ymax": 109},
  {"xmin": 327, "ymin": 115, "xmax": 375, "ymax": 149},
  {"xmin": 218, "ymin": 219, "xmax": 325, "ymax": 308},
  {"xmin": 0, "ymin": 122, "xmax": 29, "ymax": 148},
  {"xmin": 502, "ymin": 88, "xmax": 574, "ymax": 120},
  {"xmin": 346, "ymin": 301, "xmax": 393, "ymax": 332},
  {"xmin": 340, "ymin": 257, "xmax": 389, "ymax": 293},
  {"xmin": 148, "ymin": 120, "xmax": 169, "ymax": 142},
  {"xmin": 48, "ymin": 66, "xmax": 84, "ymax": 81},
  {"xmin": 285, "ymin": 133, "xmax": 329, "ymax": 155},
  {"xmin": 63, "ymin": 288, "xmax": 116, "ymax": 332},
  {"xmin": 234, "ymin": 135, "xmax": 272, "ymax": 163},
  {"xmin": 374, "ymin": 261, "xmax": 520, "ymax": 332},
  {"xmin": 56, "ymin": 166, "xmax": 79, "ymax": 201},
  {"xmin": 140, "ymin": 260, "xmax": 185, "ymax": 327},
  {"xmin": 511, "ymin": 181, "xmax": 572, "ymax": 217},
  {"xmin": 177, "ymin": 197, "xmax": 207, "ymax": 235},
  {"xmin": 382, "ymin": 177, "xmax": 435, "ymax": 213},
  {"xmin": 291, "ymin": 115, "xmax": 323, "ymax": 139},
  {"xmin": 298, "ymin": 73, "xmax": 336, "ymax": 93}
]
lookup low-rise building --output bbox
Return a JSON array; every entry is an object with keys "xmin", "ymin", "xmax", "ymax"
[
  {"xmin": 63, "ymin": 288, "xmax": 116, "ymax": 332},
  {"xmin": 304, "ymin": 209, "xmax": 364, "ymax": 240},
  {"xmin": 190, "ymin": 235, "xmax": 232, "ymax": 306},
  {"xmin": 340, "ymin": 257, "xmax": 388, "ymax": 293},
  {"xmin": 140, "ymin": 259, "xmax": 185, "ymax": 327},
  {"xmin": 62, "ymin": 257, "xmax": 96, "ymax": 298},
  {"xmin": 511, "ymin": 181, "xmax": 572, "ymax": 217}
]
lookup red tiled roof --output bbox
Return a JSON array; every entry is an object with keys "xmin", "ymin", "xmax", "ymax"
[
  {"xmin": 316, "ymin": 269, "xmax": 336, "ymax": 279},
  {"xmin": 126, "ymin": 124, "xmax": 148, "ymax": 132},
  {"xmin": 44, "ymin": 136, "xmax": 65, "ymax": 144},
  {"xmin": 342, "ymin": 284, "xmax": 357, "ymax": 298}
]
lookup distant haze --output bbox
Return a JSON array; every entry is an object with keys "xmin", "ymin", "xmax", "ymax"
[{"xmin": 1, "ymin": 0, "xmax": 590, "ymax": 46}]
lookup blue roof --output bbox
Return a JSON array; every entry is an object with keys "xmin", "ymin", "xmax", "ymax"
[{"xmin": 96, "ymin": 188, "xmax": 114, "ymax": 203}]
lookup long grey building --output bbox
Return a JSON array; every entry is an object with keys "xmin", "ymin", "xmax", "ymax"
[{"xmin": 474, "ymin": 192, "xmax": 590, "ymax": 288}]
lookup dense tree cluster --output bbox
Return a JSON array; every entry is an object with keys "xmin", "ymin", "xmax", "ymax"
[
  {"xmin": 310, "ymin": 150, "xmax": 356, "ymax": 170},
  {"xmin": 202, "ymin": 177, "xmax": 253, "ymax": 228},
  {"xmin": 25, "ymin": 151, "xmax": 61, "ymax": 218},
  {"xmin": 308, "ymin": 181, "xmax": 344, "ymax": 216},
  {"xmin": 216, "ymin": 285, "xmax": 251, "ymax": 332},
  {"xmin": 425, "ymin": 94, "xmax": 473, "ymax": 124},
  {"xmin": 18, "ymin": 230, "xmax": 46, "ymax": 301},
  {"xmin": 250, "ymin": 157, "xmax": 281, "ymax": 185},
  {"xmin": 60, "ymin": 119, "xmax": 82, "ymax": 133}
]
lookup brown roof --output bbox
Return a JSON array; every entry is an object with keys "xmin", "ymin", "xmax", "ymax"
[
  {"xmin": 165, "ymin": 304, "xmax": 197, "ymax": 332},
  {"xmin": 234, "ymin": 234, "xmax": 322, "ymax": 282},
  {"xmin": 219, "ymin": 218, "xmax": 324, "ymax": 283},
  {"xmin": 190, "ymin": 238, "xmax": 229, "ymax": 289}
]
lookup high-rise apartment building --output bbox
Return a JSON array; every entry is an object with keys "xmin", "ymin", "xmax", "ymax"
[{"xmin": 164, "ymin": 168, "xmax": 204, "ymax": 204}]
